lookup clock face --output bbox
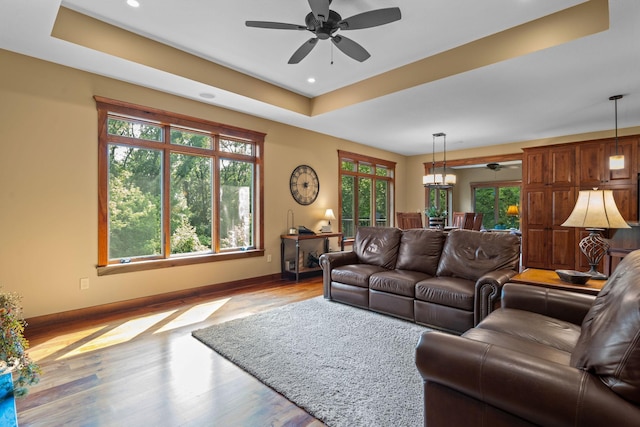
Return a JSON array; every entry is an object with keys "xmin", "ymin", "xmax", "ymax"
[{"xmin": 289, "ymin": 165, "xmax": 319, "ymax": 205}]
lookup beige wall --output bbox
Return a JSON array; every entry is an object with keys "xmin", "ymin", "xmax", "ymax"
[
  {"xmin": 3, "ymin": 48, "xmax": 640, "ymax": 318},
  {"xmin": 0, "ymin": 49, "xmax": 407, "ymax": 318}
]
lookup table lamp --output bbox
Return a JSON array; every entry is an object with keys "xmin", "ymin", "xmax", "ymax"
[
  {"xmin": 506, "ymin": 205, "xmax": 519, "ymax": 229},
  {"xmin": 321, "ymin": 209, "xmax": 336, "ymax": 233},
  {"xmin": 561, "ymin": 189, "xmax": 630, "ymax": 280}
]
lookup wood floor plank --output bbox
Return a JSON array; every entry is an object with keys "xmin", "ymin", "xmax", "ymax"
[{"xmin": 16, "ymin": 278, "xmax": 325, "ymax": 426}]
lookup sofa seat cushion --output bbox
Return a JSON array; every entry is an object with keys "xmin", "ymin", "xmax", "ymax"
[
  {"xmin": 331, "ymin": 264, "xmax": 387, "ymax": 288},
  {"xmin": 415, "ymin": 277, "xmax": 475, "ymax": 311},
  {"xmin": 369, "ymin": 270, "xmax": 431, "ymax": 297},
  {"xmin": 462, "ymin": 327, "xmax": 572, "ymax": 365},
  {"xmin": 476, "ymin": 308, "xmax": 581, "ymax": 353},
  {"xmin": 395, "ymin": 229, "xmax": 446, "ymax": 276}
]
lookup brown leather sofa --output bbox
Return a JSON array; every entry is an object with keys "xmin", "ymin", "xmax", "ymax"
[
  {"xmin": 416, "ymin": 249, "xmax": 640, "ymax": 426},
  {"xmin": 319, "ymin": 227, "xmax": 521, "ymax": 334}
]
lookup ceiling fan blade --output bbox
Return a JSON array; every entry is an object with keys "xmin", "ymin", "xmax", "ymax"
[
  {"xmin": 331, "ymin": 35, "xmax": 370, "ymax": 62},
  {"xmin": 339, "ymin": 7, "xmax": 401, "ymax": 30},
  {"xmin": 246, "ymin": 21, "xmax": 307, "ymax": 30},
  {"xmin": 288, "ymin": 38, "xmax": 319, "ymax": 64},
  {"xmin": 308, "ymin": 0, "xmax": 330, "ymax": 22}
]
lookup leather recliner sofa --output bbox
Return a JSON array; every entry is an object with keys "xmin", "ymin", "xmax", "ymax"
[
  {"xmin": 416, "ymin": 249, "xmax": 640, "ymax": 426},
  {"xmin": 319, "ymin": 226, "xmax": 521, "ymax": 334}
]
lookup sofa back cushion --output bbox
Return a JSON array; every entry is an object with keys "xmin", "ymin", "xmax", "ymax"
[
  {"xmin": 354, "ymin": 227, "xmax": 402, "ymax": 269},
  {"xmin": 570, "ymin": 249, "xmax": 640, "ymax": 405},
  {"xmin": 396, "ymin": 229, "xmax": 446, "ymax": 276},
  {"xmin": 436, "ymin": 229, "xmax": 521, "ymax": 281}
]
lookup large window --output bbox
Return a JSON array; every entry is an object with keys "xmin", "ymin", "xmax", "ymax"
[
  {"xmin": 339, "ymin": 150, "xmax": 395, "ymax": 239},
  {"xmin": 472, "ymin": 181, "xmax": 521, "ymax": 229},
  {"xmin": 425, "ymin": 187, "xmax": 452, "ymax": 217},
  {"xmin": 97, "ymin": 97, "xmax": 264, "ymax": 272}
]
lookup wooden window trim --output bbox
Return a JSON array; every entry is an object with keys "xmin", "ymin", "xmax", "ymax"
[
  {"xmin": 96, "ymin": 97, "xmax": 265, "ymax": 273},
  {"xmin": 338, "ymin": 150, "xmax": 396, "ymax": 237}
]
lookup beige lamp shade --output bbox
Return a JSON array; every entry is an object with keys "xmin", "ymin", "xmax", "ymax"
[
  {"xmin": 324, "ymin": 209, "xmax": 336, "ymax": 221},
  {"xmin": 609, "ymin": 154, "xmax": 625, "ymax": 170},
  {"xmin": 423, "ymin": 174, "xmax": 457, "ymax": 186},
  {"xmin": 561, "ymin": 190, "xmax": 630, "ymax": 229}
]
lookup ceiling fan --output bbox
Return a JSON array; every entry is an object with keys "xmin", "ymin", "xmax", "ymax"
[
  {"xmin": 486, "ymin": 162, "xmax": 520, "ymax": 171},
  {"xmin": 245, "ymin": 0, "xmax": 401, "ymax": 64}
]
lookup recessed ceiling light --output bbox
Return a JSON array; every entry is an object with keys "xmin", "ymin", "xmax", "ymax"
[
  {"xmin": 307, "ymin": 77, "xmax": 316, "ymax": 84},
  {"xmin": 127, "ymin": 0, "xmax": 140, "ymax": 8},
  {"xmin": 199, "ymin": 92, "xmax": 216, "ymax": 99}
]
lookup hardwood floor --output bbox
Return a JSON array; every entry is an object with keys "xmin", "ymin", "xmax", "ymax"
[{"xmin": 17, "ymin": 277, "xmax": 326, "ymax": 426}]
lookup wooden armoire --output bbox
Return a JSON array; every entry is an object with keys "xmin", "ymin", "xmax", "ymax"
[{"xmin": 521, "ymin": 135, "xmax": 639, "ymax": 271}]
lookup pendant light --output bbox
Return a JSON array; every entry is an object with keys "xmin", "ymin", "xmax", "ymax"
[
  {"xmin": 608, "ymin": 94, "xmax": 624, "ymax": 170},
  {"xmin": 423, "ymin": 132, "xmax": 456, "ymax": 188}
]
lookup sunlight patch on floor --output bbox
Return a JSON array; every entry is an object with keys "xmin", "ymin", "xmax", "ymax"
[
  {"xmin": 57, "ymin": 310, "xmax": 178, "ymax": 359},
  {"xmin": 154, "ymin": 298, "xmax": 230, "ymax": 333},
  {"xmin": 29, "ymin": 325, "xmax": 106, "ymax": 361}
]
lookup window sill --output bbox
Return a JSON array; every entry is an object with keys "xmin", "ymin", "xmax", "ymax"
[{"xmin": 97, "ymin": 249, "xmax": 265, "ymax": 276}]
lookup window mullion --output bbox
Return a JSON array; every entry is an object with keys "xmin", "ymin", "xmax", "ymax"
[
  {"xmin": 213, "ymin": 154, "xmax": 220, "ymax": 253},
  {"xmin": 162, "ymin": 125, "xmax": 172, "ymax": 259}
]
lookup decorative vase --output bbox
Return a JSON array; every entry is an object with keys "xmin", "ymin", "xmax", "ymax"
[
  {"xmin": 0, "ymin": 372, "xmax": 17, "ymax": 427},
  {"xmin": 428, "ymin": 217, "xmax": 445, "ymax": 229}
]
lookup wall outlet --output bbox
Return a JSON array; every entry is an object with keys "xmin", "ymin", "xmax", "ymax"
[
  {"xmin": 80, "ymin": 277, "xmax": 90, "ymax": 290},
  {"xmin": 267, "ymin": 254, "xmax": 272, "ymax": 263}
]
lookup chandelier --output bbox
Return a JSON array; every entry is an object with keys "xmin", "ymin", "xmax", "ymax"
[{"xmin": 423, "ymin": 132, "xmax": 456, "ymax": 189}]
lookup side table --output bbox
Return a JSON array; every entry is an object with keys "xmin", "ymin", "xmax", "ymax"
[
  {"xmin": 280, "ymin": 233, "xmax": 344, "ymax": 282},
  {"xmin": 510, "ymin": 268, "xmax": 603, "ymax": 296}
]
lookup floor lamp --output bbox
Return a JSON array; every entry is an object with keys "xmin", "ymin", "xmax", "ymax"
[{"xmin": 561, "ymin": 189, "xmax": 630, "ymax": 280}]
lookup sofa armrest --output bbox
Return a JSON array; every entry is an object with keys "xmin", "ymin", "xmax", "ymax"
[
  {"xmin": 473, "ymin": 269, "xmax": 516, "ymax": 325},
  {"xmin": 319, "ymin": 251, "xmax": 359, "ymax": 299},
  {"xmin": 416, "ymin": 331, "xmax": 640, "ymax": 427},
  {"xmin": 501, "ymin": 283, "xmax": 595, "ymax": 325}
]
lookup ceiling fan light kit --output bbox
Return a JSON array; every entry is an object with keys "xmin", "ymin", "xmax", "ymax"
[{"xmin": 246, "ymin": 0, "xmax": 401, "ymax": 64}]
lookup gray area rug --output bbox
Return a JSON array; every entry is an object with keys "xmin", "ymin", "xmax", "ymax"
[{"xmin": 192, "ymin": 297, "xmax": 431, "ymax": 427}]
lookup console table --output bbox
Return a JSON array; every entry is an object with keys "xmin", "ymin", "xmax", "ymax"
[
  {"xmin": 510, "ymin": 268, "xmax": 603, "ymax": 296},
  {"xmin": 280, "ymin": 233, "xmax": 343, "ymax": 282}
]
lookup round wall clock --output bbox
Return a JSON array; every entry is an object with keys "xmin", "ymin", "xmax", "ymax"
[{"xmin": 289, "ymin": 165, "xmax": 319, "ymax": 205}]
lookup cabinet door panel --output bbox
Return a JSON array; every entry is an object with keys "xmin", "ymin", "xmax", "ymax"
[
  {"xmin": 524, "ymin": 228, "xmax": 547, "ymax": 268},
  {"xmin": 609, "ymin": 185, "xmax": 637, "ymax": 221},
  {"xmin": 577, "ymin": 142, "xmax": 604, "ymax": 187},
  {"xmin": 524, "ymin": 189, "xmax": 547, "ymax": 227},
  {"xmin": 550, "ymin": 228, "xmax": 575, "ymax": 270},
  {"xmin": 551, "ymin": 188, "xmax": 576, "ymax": 226},
  {"xmin": 607, "ymin": 138, "xmax": 637, "ymax": 183},
  {"xmin": 550, "ymin": 146, "xmax": 576, "ymax": 186},
  {"xmin": 523, "ymin": 150, "xmax": 547, "ymax": 186}
]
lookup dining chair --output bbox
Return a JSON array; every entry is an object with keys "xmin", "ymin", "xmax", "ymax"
[{"xmin": 396, "ymin": 212, "xmax": 423, "ymax": 229}]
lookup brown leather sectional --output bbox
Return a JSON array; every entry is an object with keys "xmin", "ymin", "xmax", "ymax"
[
  {"xmin": 416, "ymin": 250, "xmax": 640, "ymax": 426},
  {"xmin": 319, "ymin": 227, "xmax": 521, "ymax": 334}
]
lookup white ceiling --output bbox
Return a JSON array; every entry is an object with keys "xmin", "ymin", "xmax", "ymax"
[{"xmin": 1, "ymin": 0, "xmax": 639, "ymax": 156}]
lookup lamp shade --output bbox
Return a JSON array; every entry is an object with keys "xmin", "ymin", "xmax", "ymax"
[
  {"xmin": 506, "ymin": 205, "xmax": 519, "ymax": 216},
  {"xmin": 561, "ymin": 190, "xmax": 630, "ymax": 229},
  {"xmin": 423, "ymin": 174, "xmax": 457, "ymax": 186},
  {"xmin": 324, "ymin": 209, "xmax": 336, "ymax": 220},
  {"xmin": 609, "ymin": 154, "xmax": 625, "ymax": 170}
]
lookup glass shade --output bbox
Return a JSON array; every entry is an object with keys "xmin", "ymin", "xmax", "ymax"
[
  {"xmin": 609, "ymin": 154, "xmax": 625, "ymax": 170},
  {"xmin": 423, "ymin": 173, "xmax": 457, "ymax": 187}
]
